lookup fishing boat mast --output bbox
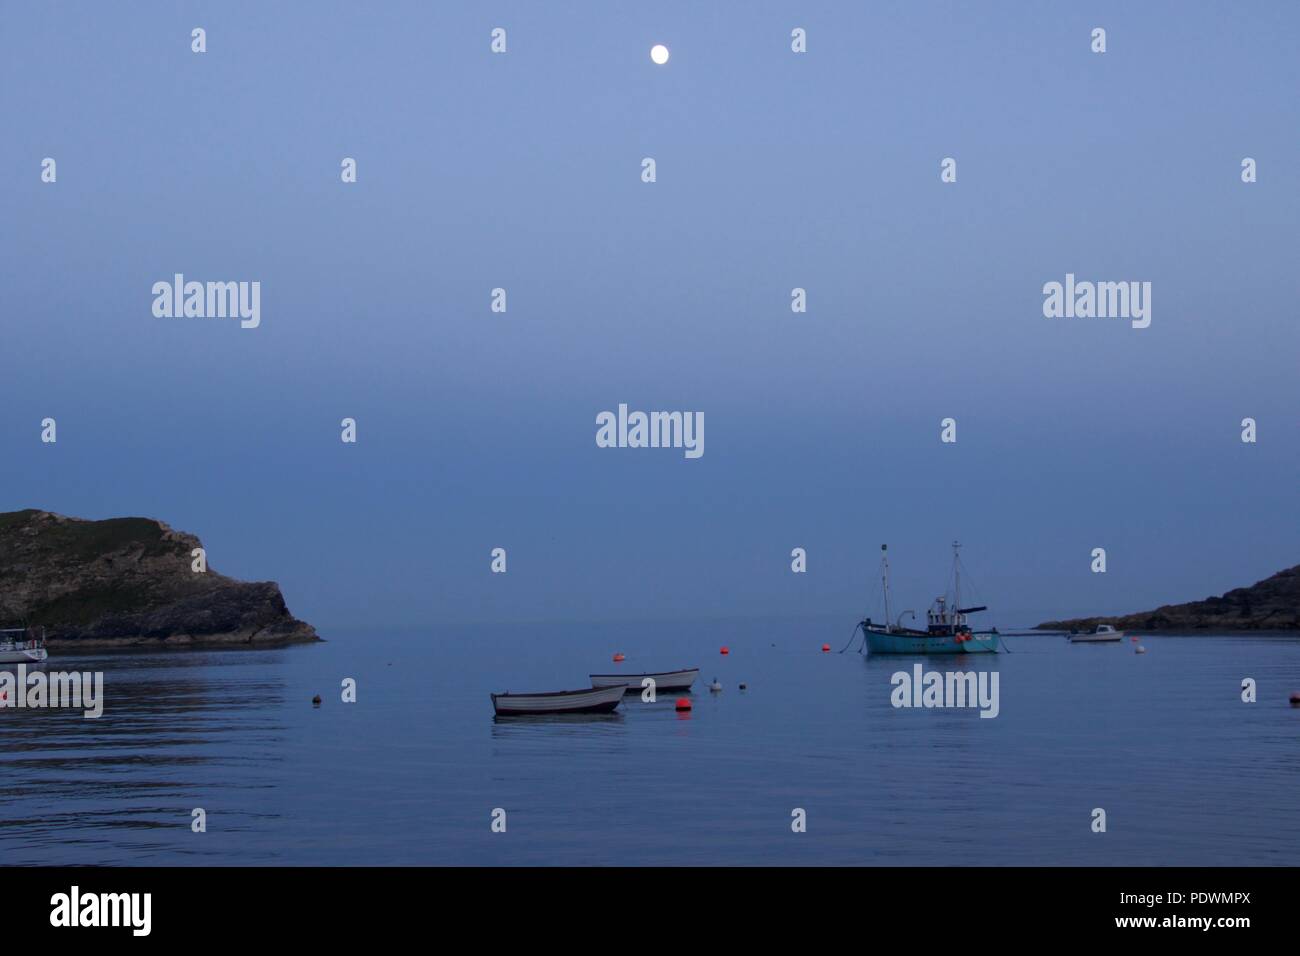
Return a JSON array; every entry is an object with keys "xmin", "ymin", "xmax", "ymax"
[
  {"xmin": 881, "ymin": 544, "xmax": 892, "ymax": 633},
  {"xmin": 953, "ymin": 539, "xmax": 961, "ymax": 631}
]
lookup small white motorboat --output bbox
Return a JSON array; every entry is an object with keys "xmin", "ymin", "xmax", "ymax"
[
  {"xmin": 1069, "ymin": 624, "xmax": 1124, "ymax": 643},
  {"xmin": 0, "ymin": 627, "xmax": 48, "ymax": 664},
  {"xmin": 588, "ymin": 667, "xmax": 699, "ymax": 692},
  {"xmin": 491, "ymin": 683, "xmax": 628, "ymax": 716}
]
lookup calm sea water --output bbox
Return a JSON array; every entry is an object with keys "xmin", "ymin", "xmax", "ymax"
[{"xmin": 2, "ymin": 620, "xmax": 1297, "ymax": 865}]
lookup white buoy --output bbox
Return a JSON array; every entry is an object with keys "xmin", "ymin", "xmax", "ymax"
[
  {"xmin": 1135, "ymin": 645, "xmax": 1147, "ymax": 654},
  {"xmin": 709, "ymin": 678, "xmax": 722, "ymax": 692}
]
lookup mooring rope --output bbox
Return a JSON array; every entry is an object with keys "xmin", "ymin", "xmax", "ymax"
[{"xmin": 838, "ymin": 620, "xmax": 864, "ymax": 654}]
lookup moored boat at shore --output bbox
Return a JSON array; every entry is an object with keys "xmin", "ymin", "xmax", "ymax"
[{"xmin": 0, "ymin": 626, "xmax": 48, "ymax": 664}]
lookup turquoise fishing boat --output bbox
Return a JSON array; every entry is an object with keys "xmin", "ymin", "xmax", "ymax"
[{"xmin": 860, "ymin": 542, "xmax": 1000, "ymax": 654}]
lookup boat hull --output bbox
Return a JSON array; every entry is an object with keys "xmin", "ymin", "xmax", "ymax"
[
  {"xmin": 491, "ymin": 684, "xmax": 628, "ymax": 716},
  {"xmin": 865, "ymin": 629, "xmax": 1000, "ymax": 654},
  {"xmin": 0, "ymin": 647, "xmax": 48, "ymax": 664},
  {"xmin": 589, "ymin": 668, "xmax": 698, "ymax": 692}
]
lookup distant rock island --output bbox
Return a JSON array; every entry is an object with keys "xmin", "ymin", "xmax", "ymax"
[
  {"xmin": 1038, "ymin": 564, "xmax": 1300, "ymax": 632},
  {"xmin": 0, "ymin": 509, "xmax": 319, "ymax": 646}
]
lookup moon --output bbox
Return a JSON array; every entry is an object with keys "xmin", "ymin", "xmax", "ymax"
[{"xmin": 650, "ymin": 44, "xmax": 670, "ymax": 65}]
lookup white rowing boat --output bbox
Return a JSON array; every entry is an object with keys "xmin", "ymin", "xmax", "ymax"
[
  {"xmin": 588, "ymin": 667, "xmax": 699, "ymax": 692},
  {"xmin": 491, "ymin": 683, "xmax": 628, "ymax": 716},
  {"xmin": 0, "ymin": 627, "xmax": 48, "ymax": 664}
]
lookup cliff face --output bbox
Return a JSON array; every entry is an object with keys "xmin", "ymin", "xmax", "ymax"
[
  {"xmin": 1038, "ymin": 564, "xmax": 1300, "ymax": 632},
  {"xmin": 0, "ymin": 510, "xmax": 318, "ymax": 646}
]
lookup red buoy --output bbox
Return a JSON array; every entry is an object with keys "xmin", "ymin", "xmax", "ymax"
[
  {"xmin": 720, "ymin": 646, "xmax": 729, "ymax": 655},
  {"xmin": 675, "ymin": 698, "xmax": 692, "ymax": 711},
  {"xmin": 821, "ymin": 643, "xmax": 830, "ymax": 652},
  {"xmin": 612, "ymin": 653, "xmax": 625, "ymax": 662}
]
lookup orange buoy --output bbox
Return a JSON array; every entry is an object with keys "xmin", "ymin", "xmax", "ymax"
[
  {"xmin": 612, "ymin": 653, "xmax": 625, "ymax": 662},
  {"xmin": 720, "ymin": 646, "xmax": 729, "ymax": 655},
  {"xmin": 821, "ymin": 643, "xmax": 830, "ymax": 652},
  {"xmin": 675, "ymin": 698, "xmax": 692, "ymax": 711}
]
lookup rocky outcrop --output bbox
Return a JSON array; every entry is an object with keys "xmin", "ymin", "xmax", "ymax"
[
  {"xmin": 0, "ymin": 510, "xmax": 319, "ymax": 646},
  {"xmin": 1038, "ymin": 564, "xmax": 1300, "ymax": 632}
]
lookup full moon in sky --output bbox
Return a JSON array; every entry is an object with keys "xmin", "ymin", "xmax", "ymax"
[{"xmin": 650, "ymin": 44, "xmax": 670, "ymax": 65}]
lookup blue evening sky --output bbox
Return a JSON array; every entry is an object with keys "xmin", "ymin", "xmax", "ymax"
[{"xmin": 2, "ymin": 2, "xmax": 1297, "ymax": 628}]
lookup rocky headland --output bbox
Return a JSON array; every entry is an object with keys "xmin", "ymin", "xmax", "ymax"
[
  {"xmin": 0, "ymin": 509, "xmax": 319, "ymax": 647},
  {"xmin": 1038, "ymin": 564, "xmax": 1300, "ymax": 632}
]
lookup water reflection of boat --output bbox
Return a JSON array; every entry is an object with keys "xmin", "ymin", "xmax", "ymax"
[{"xmin": 0, "ymin": 626, "xmax": 48, "ymax": 664}]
